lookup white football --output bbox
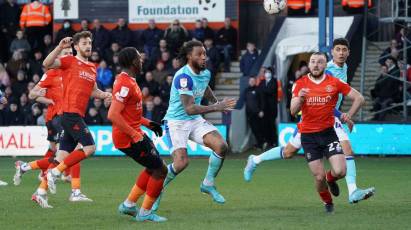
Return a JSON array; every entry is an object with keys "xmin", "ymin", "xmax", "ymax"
[{"xmin": 264, "ymin": 0, "xmax": 287, "ymax": 14}]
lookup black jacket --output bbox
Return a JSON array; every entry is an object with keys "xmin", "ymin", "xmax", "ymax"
[
  {"xmin": 244, "ymin": 86, "xmax": 265, "ymax": 114},
  {"xmin": 110, "ymin": 25, "xmax": 133, "ymax": 48},
  {"xmin": 91, "ymin": 26, "xmax": 110, "ymax": 53}
]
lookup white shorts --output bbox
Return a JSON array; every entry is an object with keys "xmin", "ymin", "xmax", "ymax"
[
  {"xmin": 164, "ymin": 117, "xmax": 218, "ymax": 152},
  {"xmin": 289, "ymin": 116, "xmax": 350, "ymax": 149}
]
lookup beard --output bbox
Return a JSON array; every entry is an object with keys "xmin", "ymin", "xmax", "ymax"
[
  {"xmin": 192, "ymin": 61, "xmax": 206, "ymax": 71},
  {"xmin": 310, "ymin": 69, "xmax": 324, "ymax": 79},
  {"xmin": 78, "ymin": 48, "xmax": 91, "ymax": 58}
]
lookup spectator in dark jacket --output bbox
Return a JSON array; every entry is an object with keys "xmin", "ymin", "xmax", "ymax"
[
  {"xmin": 85, "ymin": 107, "xmax": 103, "ymax": 125},
  {"xmin": 205, "ymin": 38, "xmax": 220, "ymax": 89},
  {"xmin": 240, "ymin": 42, "xmax": 258, "ymax": 77},
  {"xmin": 170, "ymin": 57, "xmax": 182, "ymax": 75},
  {"xmin": 11, "ymin": 70, "xmax": 27, "ymax": 98},
  {"xmin": 10, "ymin": 30, "xmax": 31, "ymax": 55},
  {"xmin": 164, "ymin": 19, "xmax": 189, "ymax": 56},
  {"xmin": 55, "ymin": 20, "xmax": 76, "ymax": 45},
  {"xmin": 217, "ymin": 17, "xmax": 237, "ymax": 72},
  {"xmin": 372, "ymin": 57, "xmax": 402, "ymax": 121},
  {"xmin": 0, "ymin": 0, "xmax": 21, "ymax": 61},
  {"xmin": 25, "ymin": 102, "xmax": 42, "ymax": 125},
  {"xmin": 5, "ymin": 99, "xmax": 25, "ymax": 125},
  {"xmin": 192, "ymin": 19, "xmax": 205, "ymax": 42},
  {"xmin": 79, "ymin": 19, "xmax": 89, "ymax": 32},
  {"xmin": 152, "ymin": 61, "xmax": 168, "ymax": 84},
  {"xmin": 379, "ymin": 39, "xmax": 400, "ymax": 66},
  {"xmin": 142, "ymin": 19, "xmax": 164, "ymax": 58},
  {"xmin": 6, "ymin": 50, "xmax": 26, "ymax": 81},
  {"xmin": 40, "ymin": 34, "xmax": 54, "ymax": 57},
  {"xmin": 28, "ymin": 50, "xmax": 43, "ymax": 76},
  {"xmin": 91, "ymin": 19, "xmax": 110, "ymax": 54},
  {"xmin": 19, "ymin": 92, "xmax": 31, "ymax": 119},
  {"xmin": 160, "ymin": 51, "xmax": 173, "ymax": 71},
  {"xmin": 104, "ymin": 42, "xmax": 120, "ymax": 66},
  {"xmin": 244, "ymin": 77, "xmax": 265, "ymax": 149},
  {"xmin": 257, "ymin": 67, "xmax": 278, "ymax": 147},
  {"xmin": 159, "ymin": 74, "xmax": 173, "ymax": 103},
  {"xmin": 99, "ymin": 98, "xmax": 111, "ymax": 125},
  {"xmin": 150, "ymin": 39, "xmax": 169, "ymax": 65},
  {"xmin": 202, "ymin": 18, "xmax": 215, "ymax": 42},
  {"xmin": 110, "ymin": 18, "xmax": 133, "ymax": 48},
  {"xmin": 152, "ymin": 96, "xmax": 167, "ymax": 122},
  {"xmin": 142, "ymin": 71, "xmax": 160, "ymax": 96}
]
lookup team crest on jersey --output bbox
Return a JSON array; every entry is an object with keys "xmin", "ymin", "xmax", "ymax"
[
  {"xmin": 119, "ymin": 86, "xmax": 129, "ymax": 97},
  {"xmin": 325, "ymin": 85, "xmax": 334, "ymax": 93},
  {"xmin": 180, "ymin": 78, "xmax": 188, "ymax": 89},
  {"xmin": 306, "ymin": 152, "xmax": 311, "ymax": 160}
]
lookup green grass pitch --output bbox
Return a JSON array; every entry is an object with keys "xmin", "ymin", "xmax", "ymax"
[{"xmin": 0, "ymin": 156, "xmax": 410, "ymax": 229}]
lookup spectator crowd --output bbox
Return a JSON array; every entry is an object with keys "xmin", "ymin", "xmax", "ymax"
[{"xmin": 0, "ymin": 0, "xmax": 238, "ymax": 126}]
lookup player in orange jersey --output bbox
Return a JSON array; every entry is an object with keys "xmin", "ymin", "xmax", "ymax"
[
  {"xmin": 108, "ymin": 47, "xmax": 168, "ymax": 222},
  {"xmin": 291, "ymin": 52, "xmax": 365, "ymax": 213},
  {"xmin": 42, "ymin": 32, "xmax": 111, "ymax": 205}
]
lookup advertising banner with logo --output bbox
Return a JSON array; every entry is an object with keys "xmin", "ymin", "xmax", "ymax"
[
  {"xmin": 278, "ymin": 123, "xmax": 411, "ymax": 155},
  {"xmin": 0, "ymin": 125, "xmax": 227, "ymax": 157},
  {"xmin": 128, "ymin": 0, "xmax": 225, "ymax": 23}
]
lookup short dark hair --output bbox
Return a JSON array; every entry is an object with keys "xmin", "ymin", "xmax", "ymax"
[
  {"xmin": 178, "ymin": 40, "xmax": 204, "ymax": 65},
  {"xmin": 311, "ymin": 52, "xmax": 328, "ymax": 61},
  {"xmin": 118, "ymin": 47, "xmax": 139, "ymax": 69},
  {"xmin": 72, "ymin": 31, "xmax": 92, "ymax": 45},
  {"xmin": 333, "ymin": 38, "xmax": 350, "ymax": 49}
]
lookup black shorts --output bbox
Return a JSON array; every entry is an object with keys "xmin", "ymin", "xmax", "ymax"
[
  {"xmin": 301, "ymin": 128, "xmax": 343, "ymax": 162},
  {"xmin": 59, "ymin": 112, "xmax": 95, "ymax": 152},
  {"xmin": 119, "ymin": 134, "xmax": 164, "ymax": 170},
  {"xmin": 46, "ymin": 115, "xmax": 62, "ymax": 142}
]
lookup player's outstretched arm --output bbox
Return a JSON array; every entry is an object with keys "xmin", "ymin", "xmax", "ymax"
[
  {"xmin": 91, "ymin": 83, "xmax": 112, "ymax": 101},
  {"xmin": 204, "ymin": 86, "xmax": 219, "ymax": 104},
  {"xmin": 180, "ymin": 94, "xmax": 236, "ymax": 115},
  {"xmin": 43, "ymin": 37, "xmax": 72, "ymax": 69},
  {"xmin": 343, "ymin": 87, "xmax": 365, "ymax": 121}
]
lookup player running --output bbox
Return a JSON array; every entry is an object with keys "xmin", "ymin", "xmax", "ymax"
[
  {"xmin": 42, "ymin": 32, "xmax": 111, "ymax": 204},
  {"xmin": 291, "ymin": 52, "xmax": 365, "ymax": 212},
  {"xmin": 108, "ymin": 47, "xmax": 168, "ymax": 222},
  {"xmin": 0, "ymin": 90, "xmax": 8, "ymax": 186},
  {"xmin": 244, "ymin": 38, "xmax": 375, "ymax": 204},
  {"xmin": 151, "ymin": 41, "xmax": 237, "ymax": 212}
]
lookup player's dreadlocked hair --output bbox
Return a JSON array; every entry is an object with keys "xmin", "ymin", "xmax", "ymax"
[
  {"xmin": 118, "ymin": 47, "xmax": 140, "ymax": 70},
  {"xmin": 177, "ymin": 40, "xmax": 204, "ymax": 65}
]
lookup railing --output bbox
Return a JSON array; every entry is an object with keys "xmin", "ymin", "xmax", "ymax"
[{"xmin": 359, "ymin": 0, "xmax": 410, "ymax": 122}]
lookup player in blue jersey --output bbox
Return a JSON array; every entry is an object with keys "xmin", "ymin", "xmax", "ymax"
[
  {"xmin": 244, "ymin": 38, "xmax": 375, "ymax": 204},
  {"xmin": 151, "ymin": 41, "xmax": 237, "ymax": 212}
]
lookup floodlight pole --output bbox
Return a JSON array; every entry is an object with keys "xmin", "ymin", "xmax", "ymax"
[
  {"xmin": 319, "ymin": 0, "xmax": 327, "ymax": 52},
  {"xmin": 328, "ymin": 0, "xmax": 334, "ymax": 55},
  {"xmin": 359, "ymin": 0, "xmax": 368, "ymax": 121}
]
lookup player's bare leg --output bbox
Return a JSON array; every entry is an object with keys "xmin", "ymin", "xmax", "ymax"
[
  {"xmin": 325, "ymin": 154, "xmax": 346, "ymax": 198},
  {"xmin": 14, "ymin": 142, "xmax": 57, "ymax": 186},
  {"xmin": 244, "ymin": 142, "xmax": 298, "ymax": 182},
  {"xmin": 151, "ymin": 148, "xmax": 188, "ymax": 212},
  {"xmin": 201, "ymin": 130, "xmax": 228, "ymax": 204},
  {"xmin": 308, "ymin": 159, "xmax": 334, "ymax": 213},
  {"xmin": 340, "ymin": 140, "xmax": 375, "ymax": 203}
]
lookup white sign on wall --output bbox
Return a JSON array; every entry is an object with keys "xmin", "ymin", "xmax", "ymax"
[
  {"xmin": 53, "ymin": 0, "xmax": 79, "ymax": 20},
  {"xmin": 0, "ymin": 126, "xmax": 49, "ymax": 156},
  {"xmin": 129, "ymin": 0, "xmax": 225, "ymax": 23}
]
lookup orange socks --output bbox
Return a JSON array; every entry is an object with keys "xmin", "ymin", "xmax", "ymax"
[
  {"xmin": 44, "ymin": 149, "xmax": 55, "ymax": 158},
  {"xmin": 56, "ymin": 150, "xmax": 87, "ymax": 173},
  {"xmin": 141, "ymin": 176, "xmax": 165, "ymax": 210},
  {"xmin": 70, "ymin": 163, "xmax": 81, "ymax": 190},
  {"xmin": 127, "ymin": 184, "xmax": 145, "ymax": 203}
]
